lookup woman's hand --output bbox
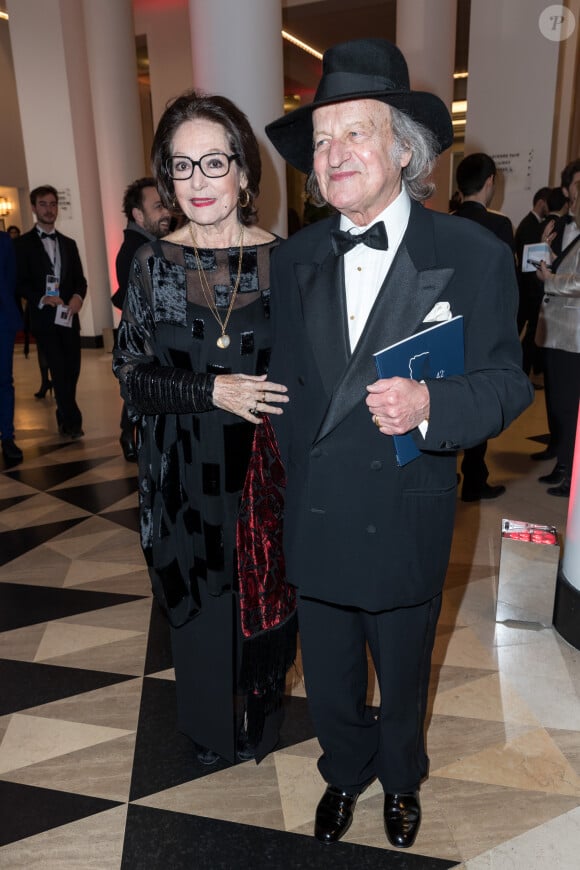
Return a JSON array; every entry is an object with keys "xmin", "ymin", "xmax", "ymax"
[
  {"xmin": 536, "ymin": 261, "xmax": 552, "ymax": 282},
  {"xmin": 541, "ymin": 219, "xmax": 556, "ymax": 247},
  {"xmin": 212, "ymin": 373, "xmax": 289, "ymax": 423}
]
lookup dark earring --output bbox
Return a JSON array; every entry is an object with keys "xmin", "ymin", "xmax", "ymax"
[{"xmin": 239, "ymin": 188, "xmax": 250, "ymax": 208}]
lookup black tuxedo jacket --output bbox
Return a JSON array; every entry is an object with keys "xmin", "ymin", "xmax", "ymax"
[
  {"xmin": 113, "ymin": 225, "xmax": 152, "ymax": 310},
  {"xmin": 269, "ymin": 199, "xmax": 533, "ymax": 611},
  {"xmin": 15, "ymin": 228, "xmax": 87, "ymax": 335},
  {"xmin": 453, "ymin": 201, "xmax": 514, "ymax": 252},
  {"xmin": 515, "ymin": 211, "xmax": 543, "ymax": 265}
]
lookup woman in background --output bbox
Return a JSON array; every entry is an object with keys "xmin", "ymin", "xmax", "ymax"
[{"xmin": 536, "ymin": 180, "xmax": 580, "ymax": 497}]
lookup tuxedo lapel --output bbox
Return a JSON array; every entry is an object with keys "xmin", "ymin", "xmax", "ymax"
[
  {"xmin": 315, "ymin": 204, "xmax": 455, "ymax": 443},
  {"xmin": 30, "ymin": 231, "xmax": 54, "ymax": 274},
  {"xmin": 57, "ymin": 232, "xmax": 69, "ymax": 281},
  {"xmin": 296, "ymin": 231, "xmax": 350, "ymax": 399}
]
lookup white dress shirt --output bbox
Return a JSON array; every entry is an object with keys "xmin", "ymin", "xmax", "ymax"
[
  {"xmin": 561, "ymin": 219, "xmax": 580, "ymax": 253},
  {"xmin": 36, "ymin": 225, "xmax": 61, "ymax": 280},
  {"xmin": 341, "ymin": 187, "xmax": 411, "ymax": 351}
]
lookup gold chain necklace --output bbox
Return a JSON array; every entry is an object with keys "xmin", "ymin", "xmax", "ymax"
[{"xmin": 188, "ymin": 222, "xmax": 244, "ymax": 349}]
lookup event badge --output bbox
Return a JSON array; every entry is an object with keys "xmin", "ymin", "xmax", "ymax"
[
  {"xmin": 46, "ymin": 275, "xmax": 59, "ymax": 297},
  {"xmin": 55, "ymin": 305, "xmax": 73, "ymax": 328}
]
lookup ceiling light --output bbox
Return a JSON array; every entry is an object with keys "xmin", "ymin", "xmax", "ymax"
[{"xmin": 282, "ymin": 30, "xmax": 323, "ymax": 60}]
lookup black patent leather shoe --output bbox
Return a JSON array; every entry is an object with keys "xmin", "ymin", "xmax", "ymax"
[
  {"xmin": 2, "ymin": 439, "xmax": 23, "ymax": 464},
  {"xmin": 384, "ymin": 791, "xmax": 421, "ymax": 848},
  {"xmin": 120, "ymin": 433, "xmax": 137, "ymax": 462},
  {"xmin": 547, "ymin": 479, "xmax": 570, "ymax": 497},
  {"xmin": 461, "ymin": 483, "xmax": 506, "ymax": 502},
  {"xmin": 538, "ymin": 463, "xmax": 566, "ymax": 485},
  {"xmin": 315, "ymin": 784, "xmax": 367, "ymax": 844}
]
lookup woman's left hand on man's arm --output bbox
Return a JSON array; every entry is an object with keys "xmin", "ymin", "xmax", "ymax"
[{"xmin": 212, "ymin": 373, "xmax": 289, "ymax": 423}]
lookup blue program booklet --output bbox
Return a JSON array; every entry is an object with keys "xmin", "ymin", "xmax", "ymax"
[{"xmin": 373, "ymin": 315, "xmax": 464, "ymax": 466}]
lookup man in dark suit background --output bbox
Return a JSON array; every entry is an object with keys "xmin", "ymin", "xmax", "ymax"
[
  {"xmin": 113, "ymin": 177, "xmax": 171, "ymax": 461},
  {"xmin": 266, "ymin": 39, "xmax": 533, "ymax": 849},
  {"xmin": 453, "ymin": 153, "xmax": 515, "ymax": 502},
  {"xmin": 15, "ymin": 185, "xmax": 87, "ymax": 439}
]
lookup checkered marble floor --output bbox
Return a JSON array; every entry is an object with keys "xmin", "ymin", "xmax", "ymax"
[{"xmin": 1, "ymin": 347, "xmax": 579, "ymax": 869}]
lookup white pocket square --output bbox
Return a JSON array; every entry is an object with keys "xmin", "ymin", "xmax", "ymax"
[{"xmin": 423, "ymin": 301, "xmax": 452, "ymax": 322}]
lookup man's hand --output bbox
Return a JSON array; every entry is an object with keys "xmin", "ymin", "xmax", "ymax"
[
  {"xmin": 366, "ymin": 377, "xmax": 430, "ymax": 434},
  {"xmin": 68, "ymin": 294, "xmax": 83, "ymax": 315},
  {"xmin": 40, "ymin": 295, "xmax": 63, "ymax": 308}
]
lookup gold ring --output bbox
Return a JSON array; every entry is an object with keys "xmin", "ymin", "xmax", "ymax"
[{"xmin": 373, "ymin": 414, "xmax": 381, "ymax": 428}]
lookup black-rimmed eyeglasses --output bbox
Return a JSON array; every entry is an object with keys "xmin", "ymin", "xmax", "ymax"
[{"xmin": 166, "ymin": 152, "xmax": 239, "ymax": 180}]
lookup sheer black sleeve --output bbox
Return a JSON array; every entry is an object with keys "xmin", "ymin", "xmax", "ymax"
[{"xmin": 112, "ymin": 245, "xmax": 216, "ymax": 417}]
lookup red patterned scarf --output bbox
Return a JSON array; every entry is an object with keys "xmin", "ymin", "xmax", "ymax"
[{"xmin": 236, "ymin": 415, "xmax": 296, "ymax": 639}]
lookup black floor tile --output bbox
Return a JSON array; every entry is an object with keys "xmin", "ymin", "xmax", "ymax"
[
  {"xmin": 3, "ymin": 458, "xmax": 115, "ymax": 491},
  {"xmin": 128, "ymin": 677, "xmax": 209, "ymax": 801},
  {"xmin": 0, "ymin": 780, "xmax": 121, "ymax": 847},
  {"xmin": 0, "ymin": 582, "xmax": 146, "ymax": 632},
  {"xmin": 54, "ymin": 477, "xmax": 139, "ymax": 513},
  {"xmin": 0, "ymin": 659, "xmax": 135, "ymax": 715},
  {"xmin": 0, "ymin": 495, "xmax": 36, "ymax": 512},
  {"xmin": 101, "ymin": 506, "xmax": 141, "ymax": 532},
  {"xmin": 0, "ymin": 518, "xmax": 87, "ymax": 568},
  {"xmin": 129, "ymin": 681, "xmax": 316, "ymax": 802},
  {"xmin": 121, "ymin": 805, "xmax": 459, "ymax": 870}
]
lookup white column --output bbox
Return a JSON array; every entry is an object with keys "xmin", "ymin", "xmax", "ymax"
[
  {"xmin": 132, "ymin": 0, "xmax": 194, "ymax": 129},
  {"xmin": 396, "ymin": 0, "xmax": 457, "ymax": 214},
  {"xmin": 7, "ymin": 0, "xmax": 110, "ymax": 339},
  {"xmin": 464, "ymin": 0, "xmax": 561, "ymax": 225},
  {"xmin": 7, "ymin": 0, "xmax": 147, "ymax": 340},
  {"xmin": 188, "ymin": 0, "xmax": 287, "ymax": 235},
  {"xmin": 82, "ymin": 0, "xmax": 145, "ymax": 320}
]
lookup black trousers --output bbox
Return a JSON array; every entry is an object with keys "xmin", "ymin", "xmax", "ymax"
[
  {"xmin": 461, "ymin": 440, "xmax": 489, "ymax": 492},
  {"xmin": 298, "ymin": 592, "xmax": 442, "ymax": 794},
  {"xmin": 543, "ymin": 347, "xmax": 580, "ymax": 475},
  {"xmin": 36, "ymin": 326, "xmax": 82, "ymax": 432}
]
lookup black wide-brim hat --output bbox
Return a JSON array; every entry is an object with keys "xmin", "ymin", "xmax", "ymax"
[{"xmin": 266, "ymin": 38, "xmax": 453, "ymax": 175}]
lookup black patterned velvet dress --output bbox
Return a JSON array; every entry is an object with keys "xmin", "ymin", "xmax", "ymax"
[{"xmin": 113, "ymin": 237, "xmax": 295, "ymax": 763}]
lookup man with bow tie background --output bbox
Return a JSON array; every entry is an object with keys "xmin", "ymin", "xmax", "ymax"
[
  {"xmin": 266, "ymin": 38, "xmax": 533, "ymax": 849},
  {"xmin": 15, "ymin": 185, "xmax": 87, "ymax": 439}
]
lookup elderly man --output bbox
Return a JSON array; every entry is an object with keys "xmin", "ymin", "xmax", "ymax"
[{"xmin": 266, "ymin": 39, "xmax": 533, "ymax": 849}]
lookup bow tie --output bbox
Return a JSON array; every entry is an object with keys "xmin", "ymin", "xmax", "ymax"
[
  {"xmin": 39, "ymin": 231, "xmax": 56, "ymax": 240},
  {"xmin": 331, "ymin": 222, "xmax": 388, "ymax": 256},
  {"xmin": 564, "ymin": 214, "xmax": 574, "ymax": 225}
]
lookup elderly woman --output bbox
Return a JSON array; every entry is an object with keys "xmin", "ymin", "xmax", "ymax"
[
  {"xmin": 535, "ymin": 180, "xmax": 580, "ymax": 497},
  {"xmin": 113, "ymin": 92, "xmax": 296, "ymax": 765}
]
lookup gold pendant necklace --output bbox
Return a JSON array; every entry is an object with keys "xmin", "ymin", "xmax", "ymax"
[{"xmin": 188, "ymin": 223, "xmax": 244, "ymax": 349}]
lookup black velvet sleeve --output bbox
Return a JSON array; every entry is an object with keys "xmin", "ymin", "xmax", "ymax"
[
  {"xmin": 112, "ymin": 244, "xmax": 216, "ymax": 417},
  {"xmin": 122, "ymin": 364, "xmax": 215, "ymax": 414}
]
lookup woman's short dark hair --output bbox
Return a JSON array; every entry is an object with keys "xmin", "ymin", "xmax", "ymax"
[{"xmin": 152, "ymin": 91, "xmax": 261, "ymax": 226}]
